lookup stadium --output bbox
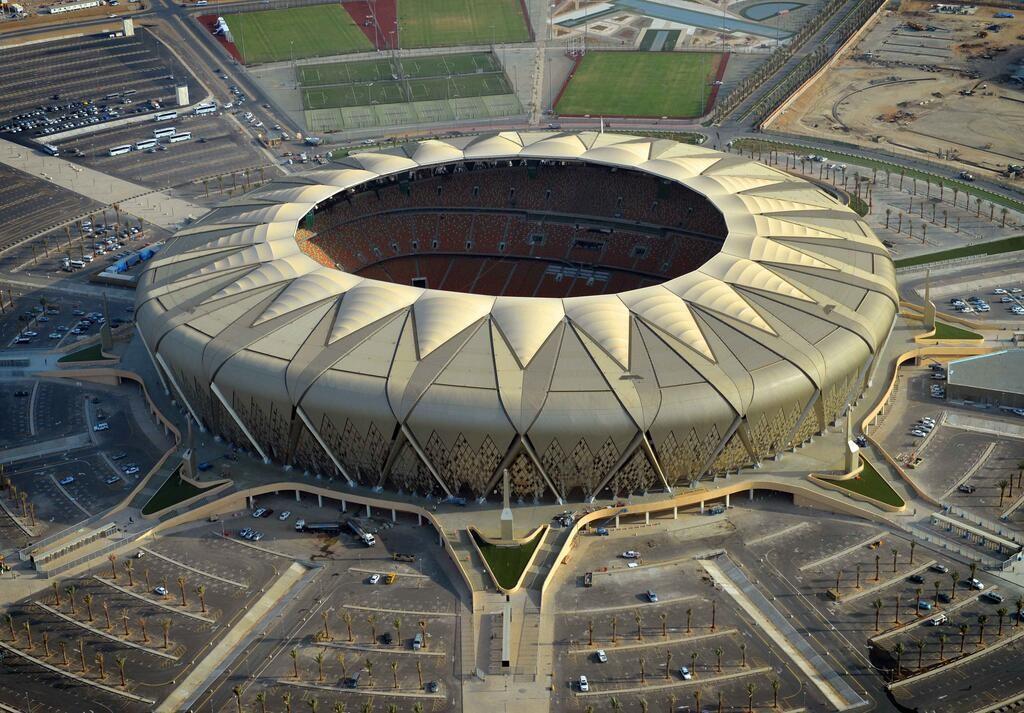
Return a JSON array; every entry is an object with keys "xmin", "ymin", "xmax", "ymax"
[{"xmin": 135, "ymin": 131, "xmax": 898, "ymax": 504}]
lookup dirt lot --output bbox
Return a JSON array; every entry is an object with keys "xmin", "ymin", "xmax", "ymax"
[{"xmin": 771, "ymin": 0, "xmax": 1024, "ymax": 182}]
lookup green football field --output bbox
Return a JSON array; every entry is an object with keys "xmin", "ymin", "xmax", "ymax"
[
  {"xmin": 226, "ymin": 5, "xmax": 373, "ymax": 64},
  {"xmin": 301, "ymin": 73, "xmax": 513, "ymax": 110},
  {"xmin": 297, "ymin": 52, "xmax": 501, "ymax": 87},
  {"xmin": 396, "ymin": 0, "xmax": 531, "ymax": 48},
  {"xmin": 555, "ymin": 52, "xmax": 723, "ymax": 118}
]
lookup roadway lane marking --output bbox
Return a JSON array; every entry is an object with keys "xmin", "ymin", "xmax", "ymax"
[
  {"xmin": 342, "ymin": 603, "xmax": 457, "ymax": 618},
  {"xmin": 140, "ymin": 547, "xmax": 248, "ymax": 589},
  {"xmin": 942, "ymin": 442, "xmax": 996, "ymax": 500},
  {"xmin": 574, "ymin": 665, "xmax": 771, "ymax": 697},
  {"xmin": 747, "ymin": 521, "xmax": 810, "ymax": 546},
  {"xmin": 47, "ymin": 473, "xmax": 91, "ymax": 517},
  {"xmin": 33, "ymin": 601, "xmax": 179, "ymax": 660},
  {"xmin": 567, "ymin": 627, "xmax": 739, "ymax": 656},
  {"xmin": 90, "ymin": 574, "xmax": 215, "ymax": 623},
  {"xmin": 840, "ymin": 560, "xmax": 937, "ymax": 605}
]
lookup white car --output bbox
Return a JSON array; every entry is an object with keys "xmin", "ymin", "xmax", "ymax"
[
  {"xmin": 927, "ymin": 614, "xmax": 948, "ymax": 626},
  {"xmin": 93, "ymin": 422, "xmax": 109, "ymax": 431},
  {"xmin": 252, "ymin": 508, "xmax": 266, "ymax": 518},
  {"xmin": 993, "ymin": 288, "xmax": 1007, "ymax": 294},
  {"xmin": 154, "ymin": 586, "xmax": 168, "ymax": 596},
  {"xmin": 59, "ymin": 476, "xmax": 75, "ymax": 485},
  {"xmin": 278, "ymin": 510, "xmax": 291, "ymax": 521},
  {"xmin": 969, "ymin": 578, "xmax": 985, "ymax": 590},
  {"xmin": 368, "ymin": 574, "xmax": 381, "ymax": 585},
  {"xmin": 621, "ymin": 550, "xmax": 641, "ymax": 559},
  {"xmin": 49, "ymin": 332, "xmax": 62, "ymax": 339},
  {"xmin": 578, "ymin": 675, "xmax": 589, "ymax": 692},
  {"xmin": 679, "ymin": 666, "xmax": 693, "ymax": 680},
  {"xmin": 595, "ymin": 650, "xmax": 608, "ymax": 663}
]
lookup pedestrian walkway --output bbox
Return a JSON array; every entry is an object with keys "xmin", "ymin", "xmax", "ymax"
[{"xmin": 0, "ymin": 138, "xmax": 205, "ymax": 230}]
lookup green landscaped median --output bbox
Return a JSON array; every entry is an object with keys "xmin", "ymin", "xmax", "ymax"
[
  {"xmin": 893, "ymin": 235, "xmax": 1024, "ymax": 268},
  {"xmin": 931, "ymin": 322, "xmax": 983, "ymax": 340},
  {"xmin": 57, "ymin": 343, "xmax": 111, "ymax": 363},
  {"xmin": 142, "ymin": 469, "xmax": 219, "ymax": 516},
  {"xmin": 471, "ymin": 530, "xmax": 541, "ymax": 590},
  {"xmin": 823, "ymin": 460, "xmax": 905, "ymax": 508}
]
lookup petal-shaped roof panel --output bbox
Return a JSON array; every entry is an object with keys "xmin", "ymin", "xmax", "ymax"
[
  {"xmin": 329, "ymin": 281, "xmax": 420, "ymax": 344},
  {"xmin": 255, "ymin": 269, "xmax": 362, "ymax": 325},
  {"xmin": 491, "ymin": 296, "xmax": 565, "ymax": 367},
  {"xmin": 348, "ymin": 152, "xmax": 419, "ymax": 175},
  {"xmin": 619, "ymin": 286, "xmax": 714, "ymax": 361},
  {"xmin": 564, "ymin": 294, "xmax": 632, "ymax": 369},
  {"xmin": 412, "ymin": 140, "xmax": 464, "ymax": 166},
  {"xmin": 412, "ymin": 291, "xmax": 495, "ymax": 359}
]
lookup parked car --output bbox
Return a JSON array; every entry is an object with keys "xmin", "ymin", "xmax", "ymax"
[
  {"xmin": 982, "ymin": 591, "xmax": 1004, "ymax": 603},
  {"xmin": 596, "ymin": 649, "xmax": 608, "ymax": 663},
  {"xmin": 621, "ymin": 550, "xmax": 641, "ymax": 559},
  {"xmin": 252, "ymin": 508, "xmax": 266, "ymax": 518},
  {"xmin": 278, "ymin": 511, "xmax": 291, "ymax": 521},
  {"xmin": 969, "ymin": 578, "xmax": 985, "ymax": 590},
  {"xmin": 927, "ymin": 614, "xmax": 948, "ymax": 626},
  {"xmin": 578, "ymin": 676, "xmax": 589, "ymax": 692},
  {"xmin": 93, "ymin": 422, "xmax": 109, "ymax": 431},
  {"xmin": 154, "ymin": 586, "xmax": 168, "ymax": 596},
  {"xmin": 679, "ymin": 666, "xmax": 693, "ymax": 680},
  {"xmin": 58, "ymin": 476, "xmax": 75, "ymax": 485},
  {"xmin": 930, "ymin": 563, "xmax": 949, "ymax": 574},
  {"xmin": 368, "ymin": 574, "xmax": 381, "ymax": 585},
  {"xmin": 646, "ymin": 590, "xmax": 659, "ymax": 603}
]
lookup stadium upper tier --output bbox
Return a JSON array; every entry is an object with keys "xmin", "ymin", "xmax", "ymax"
[{"xmin": 136, "ymin": 131, "xmax": 898, "ymax": 502}]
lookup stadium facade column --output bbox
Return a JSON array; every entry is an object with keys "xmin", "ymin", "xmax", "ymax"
[
  {"xmin": 318, "ymin": 494, "xmax": 323, "ymax": 507},
  {"xmin": 725, "ymin": 494, "xmax": 730, "ymax": 507},
  {"xmin": 295, "ymin": 490, "xmax": 301, "ymax": 502},
  {"xmin": 700, "ymin": 501, "xmax": 705, "ymax": 514},
  {"xmin": 673, "ymin": 506, "xmax": 677, "ymax": 519},
  {"xmin": 391, "ymin": 509, "xmax": 397, "ymax": 522},
  {"xmin": 645, "ymin": 512, "xmax": 650, "ymax": 525},
  {"xmin": 417, "ymin": 513, "xmax": 422, "ymax": 526},
  {"xmin": 341, "ymin": 500, "xmax": 347, "ymax": 512},
  {"xmin": 749, "ymin": 489, "xmax": 754, "ymax": 500},
  {"xmin": 365, "ymin": 504, "xmax": 371, "ymax": 517}
]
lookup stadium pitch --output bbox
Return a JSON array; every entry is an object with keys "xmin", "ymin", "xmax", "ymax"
[
  {"xmin": 227, "ymin": 5, "xmax": 372, "ymax": 64},
  {"xmin": 396, "ymin": 0, "xmax": 531, "ymax": 48},
  {"xmin": 555, "ymin": 51, "xmax": 724, "ymax": 118}
]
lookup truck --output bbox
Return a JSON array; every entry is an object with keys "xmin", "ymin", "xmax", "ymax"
[
  {"xmin": 347, "ymin": 519, "xmax": 376, "ymax": 546},
  {"xmin": 305, "ymin": 136, "xmax": 323, "ymax": 146}
]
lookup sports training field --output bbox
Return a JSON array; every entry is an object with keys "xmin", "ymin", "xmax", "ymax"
[
  {"xmin": 396, "ymin": 0, "xmax": 531, "ymax": 48},
  {"xmin": 226, "ymin": 5, "xmax": 372, "ymax": 64},
  {"xmin": 555, "ymin": 52, "xmax": 723, "ymax": 118}
]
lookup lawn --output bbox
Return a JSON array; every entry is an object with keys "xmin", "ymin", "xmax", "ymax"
[
  {"xmin": 823, "ymin": 459, "xmax": 905, "ymax": 508},
  {"xmin": 472, "ymin": 529, "xmax": 541, "ymax": 590},
  {"xmin": 297, "ymin": 52, "xmax": 501, "ymax": 86},
  {"xmin": 931, "ymin": 321, "xmax": 983, "ymax": 340},
  {"xmin": 227, "ymin": 5, "xmax": 373, "ymax": 64},
  {"xmin": 57, "ymin": 343, "xmax": 111, "ymax": 363},
  {"xmin": 302, "ymin": 73, "xmax": 512, "ymax": 110},
  {"xmin": 556, "ymin": 52, "xmax": 721, "ymax": 118},
  {"xmin": 893, "ymin": 235, "xmax": 1024, "ymax": 268},
  {"xmin": 396, "ymin": 0, "xmax": 531, "ymax": 48},
  {"xmin": 142, "ymin": 468, "xmax": 220, "ymax": 516}
]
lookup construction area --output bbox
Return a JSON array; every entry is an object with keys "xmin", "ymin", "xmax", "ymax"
[{"xmin": 769, "ymin": 0, "xmax": 1024, "ymax": 183}]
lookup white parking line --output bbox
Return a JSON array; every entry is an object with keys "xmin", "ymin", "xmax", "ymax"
[
  {"xmin": 140, "ymin": 547, "xmax": 248, "ymax": 589},
  {"xmin": 47, "ymin": 473, "xmax": 91, "ymax": 517},
  {"xmin": 799, "ymin": 531, "xmax": 890, "ymax": 572}
]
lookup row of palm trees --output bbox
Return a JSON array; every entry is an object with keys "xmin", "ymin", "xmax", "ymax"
[
  {"xmin": 594, "ymin": 680, "xmax": 779, "ymax": 713},
  {"xmin": 581, "ymin": 604, "xmax": 718, "ymax": 646},
  {"xmin": 232, "ymin": 690, "xmax": 427, "ymax": 713},
  {"xmin": 4, "ymin": 613, "xmax": 130, "ymax": 687},
  {"xmin": 888, "ymin": 607, "xmax": 1011, "ymax": 679},
  {"xmin": 289, "ymin": 646, "xmax": 430, "ymax": 691},
  {"xmin": 323, "ymin": 611, "xmax": 429, "ymax": 650},
  {"xmin": 100, "ymin": 556, "xmax": 209, "ymax": 612}
]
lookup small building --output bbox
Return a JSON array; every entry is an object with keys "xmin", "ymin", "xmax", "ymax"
[
  {"xmin": 260, "ymin": 130, "xmax": 282, "ymax": 148},
  {"xmin": 946, "ymin": 350, "xmax": 1024, "ymax": 409}
]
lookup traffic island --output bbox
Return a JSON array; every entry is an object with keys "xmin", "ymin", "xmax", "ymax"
[
  {"xmin": 141, "ymin": 466, "xmax": 228, "ymax": 516},
  {"xmin": 811, "ymin": 458, "xmax": 906, "ymax": 511},
  {"xmin": 469, "ymin": 526, "xmax": 546, "ymax": 593}
]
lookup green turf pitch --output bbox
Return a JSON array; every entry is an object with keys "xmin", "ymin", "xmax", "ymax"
[
  {"xmin": 555, "ymin": 52, "xmax": 722, "ymax": 118},
  {"xmin": 301, "ymin": 73, "xmax": 513, "ymax": 110},
  {"xmin": 227, "ymin": 5, "xmax": 373, "ymax": 64},
  {"xmin": 297, "ymin": 52, "xmax": 500, "ymax": 87},
  {"xmin": 396, "ymin": 0, "xmax": 530, "ymax": 48}
]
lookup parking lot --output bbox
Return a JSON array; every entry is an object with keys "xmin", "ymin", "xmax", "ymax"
[
  {"xmin": 57, "ymin": 113, "xmax": 268, "ymax": 192},
  {"xmin": 0, "ymin": 163, "xmax": 103, "ymax": 256},
  {"xmin": 0, "ymin": 30, "xmax": 198, "ymax": 141}
]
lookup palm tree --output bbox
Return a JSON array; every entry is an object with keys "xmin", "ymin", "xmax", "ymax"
[
  {"xmin": 969, "ymin": 562, "xmax": 979, "ymax": 581},
  {"xmin": 635, "ymin": 611, "xmax": 643, "ymax": 641},
  {"xmin": 342, "ymin": 611, "xmax": 354, "ymax": 642},
  {"xmin": 714, "ymin": 646, "xmax": 723, "ymax": 673},
  {"xmin": 740, "ymin": 642, "xmax": 747, "ymax": 667},
  {"xmin": 78, "ymin": 639, "xmax": 86, "ymax": 672},
  {"xmin": 282, "ymin": 692, "xmax": 292, "ymax": 713},
  {"xmin": 316, "ymin": 649, "xmax": 326, "ymax": 682},
  {"xmin": 933, "ymin": 581, "xmax": 941, "ymax": 607},
  {"xmin": 102, "ymin": 601, "xmax": 111, "ymax": 631},
  {"xmin": 108, "ymin": 553, "xmax": 118, "ymax": 580},
  {"xmin": 997, "ymin": 607, "xmax": 1008, "ymax": 637},
  {"xmin": 915, "ymin": 588, "xmax": 923, "ymax": 617},
  {"xmin": 909, "ymin": 541, "xmax": 916, "ymax": 565},
  {"xmin": 894, "ymin": 593, "xmax": 901, "ymax": 625},
  {"xmin": 418, "ymin": 619, "xmax": 427, "ymax": 648},
  {"xmin": 959, "ymin": 623, "xmax": 969, "ymax": 653},
  {"xmin": 365, "ymin": 658, "xmax": 375, "ymax": 688},
  {"xmin": 139, "ymin": 618, "xmax": 149, "ymax": 644},
  {"xmin": 121, "ymin": 612, "xmax": 130, "ymax": 637},
  {"xmin": 611, "ymin": 616, "xmax": 618, "ymax": 644},
  {"xmin": 938, "ymin": 633, "xmax": 947, "ymax": 661},
  {"xmin": 95, "ymin": 652, "xmax": 106, "ymax": 680},
  {"xmin": 392, "ymin": 618, "xmax": 401, "ymax": 647},
  {"xmin": 6, "ymin": 615, "xmax": 17, "ymax": 643},
  {"xmin": 333, "ymin": 704, "xmax": 347, "ymax": 713},
  {"xmin": 23, "ymin": 621, "xmax": 32, "ymax": 650},
  {"xmin": 338, "ymin": 652, "xmax": 348, "ymax": 678},
  {"xmin": 871, "ymin": 599, "xmax": 884, "ymax": 632},
  {"xmin": 892, "ymin": 641, "xmax": 904, "ymax": 678},
  {"xmin": 711, "ymin": 600, "xmax": 717, "ymax": 631},
  {"xmin": 232, "ymin": 685, "xmax": 243, "ymax": 713},
  {"xmin": 664, "ymin": 651, "xmax": 672, "ymax": 680},
  {"xmin": 42, "ymin": 631, "xmax": 50, "ymax": 658},
  {"xmin": 416, "ymin": 659, "xmax": 423, "ymax": 688},
  {"xmin": 124, "ymin": 561, "xmax": 134, "ymax": 587},
  {"xmin": 875, "ymin": 554, "xmax": 881, "ymax": 581},
  {"xmin": 914, "ymin": 638, "xmax": 925, "ymax": 669},
  {"xmin": 693, "ymin": 690, "xmax": 701, "ymax": 712},
  {"xmin": 52, "ymin": 581, "xmax": 62, "ymax": 607},
  {"xmin": 115, "ymin": 655, "xmax": 127, "ymax": 686},
  {"xmin": 367, "ymin": 614, "xmax": 378, "ymax": 644},
  {"xmin": 305, "ymin": 697, "xmax": 318, "ymax": 713},
  {"xmin": 83, "ymin": 593, "xmax": 94, "ymax": 622},
  {"xmin": 587, "ymin": 619, "xmax": 594, "ymax": 646},
  {"xmin": 161, "ymin": 619, "xmax": 171, "ymax": 649},
  {"xmin": 686, "ymin": 608, "xmax": 692, "ymax": 634},
  {"xmin": 950, "ymin": 571, "xmax": 959, "ymax": 601},
  {"xmin": 999, "ymin": 480, "xmax": 1009, "ymax": 507},
  {"xmin": 59, "ymin": 641, "xmax": 68, "ymax": 666},
  {"xmin": 390, "ymin": 660, "xmax": 398, "ymax": 689},
  {"xmin": 609, "ymin": 698, "xmax": 621, "ymax": 713},
  {"xmin": 746, "ymin": 682, "xmax": 755, "ymax": 712},
  {"xmin": 196, "ymin": 585, "xmax": 207, "ymax": 613},
  {"xmin": 891, "ymin": 547, "xmax": 899, "ymax": 572},
  {"xmin": 66, "ymin": 585, "xmax": 77, "ymax": 615},
  {"xmin": 690, "ymin": 651, "xmax": 698, "ymax": 677},
  {"xmin": 772, "ymin": 678, "xmax": 780, "ymax": 708},
  {"xmin": 290, "ymin": 648, "xmax": 299, "ymax": 678},
  {"xmin": 1016, "ymin": 597, "xmax": 1023, "ymax": 628},
  {"xmin": 659, "ymin": 612, "xmax": 667, "ymax": 638},
  {"xmin": 978, "ymin": 614, "xmax": 988, "ymax": 645},
  {"xmin": 639, "ymin": 656, "xmax": 646, "ymax": 684},
  {"xmin": 360, "ymin": 704, "xmax": 372, "ymax": 713},
  {"xmin": 177, "ymin": 576, "xmax": 188, "ymax": 607},
  {"xmin": 256, "ymin": 691, "xmax": 268, "ymax": 713}
]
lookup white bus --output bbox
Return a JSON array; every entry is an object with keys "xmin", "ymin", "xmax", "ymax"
[
  {"xmin": 135, "ymin": 139, "xmax": 158, "ymax": 150},
  {"xmin": 108, "ymin": 145, "xmax": 132, "ymax": 156},
  {"xmin": 153, "ymin": 111, "xmax": 178, "ymax": 122},
  {"xmin": 168, "ymin": 132, "xmax": 192, "ymax": 143},
  {"xmin": 153, "ymin": 126, "xmax": 176, "ymax": 138},
  {"xmin": 41, "ymin": 144, "xmax": 60, "ymax": 156},
  {"xmin": 194, "ymin": 103, "xmax": 217, "ymax": 116}
]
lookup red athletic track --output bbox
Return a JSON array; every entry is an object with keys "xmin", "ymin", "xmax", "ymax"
[
  {"xmin": 341, "ymin": 0, "xmax": 396, "ymax": 49},
  {"xmin": 198, "ymin": 13, "xmax": 243, "ymax": 63}
]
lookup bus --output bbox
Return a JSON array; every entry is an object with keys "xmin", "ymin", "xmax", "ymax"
[
  {"xmin": 194, "ymin": 103, "xmax": 217, "ymax": 116},
  {"xmin": 153, "ymin": 126, "xmax": 176, "ymax": 138},
  {"xmin": 40, "ymin": 144, "xmax": 60, "ymax": 157},
  {"xmin": 135, "ymin": 139, "xmax": 157, "ymax": 151},
  {"xmin": 108, "ymin": 145, "xmax": 132, "ymax": 156},
  {"xmin": 168, "ymin": 132, "xmax": 191, "ymax": 143},
  {"xmin": 153, "ymin": 111, "xmax": 177, "ymax": 122}
]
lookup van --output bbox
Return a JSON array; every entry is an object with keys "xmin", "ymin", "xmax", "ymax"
[
  {"xmin": 69, "ymin": 259, "xmax": 85, "ymax": 268},
  {"xmin": 412, "ymin": 633, "xmax": 423, "ymax": 650},
  {"xmin": 384, "ymin": 573, "xmax": 397, "ymax": 585}
]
